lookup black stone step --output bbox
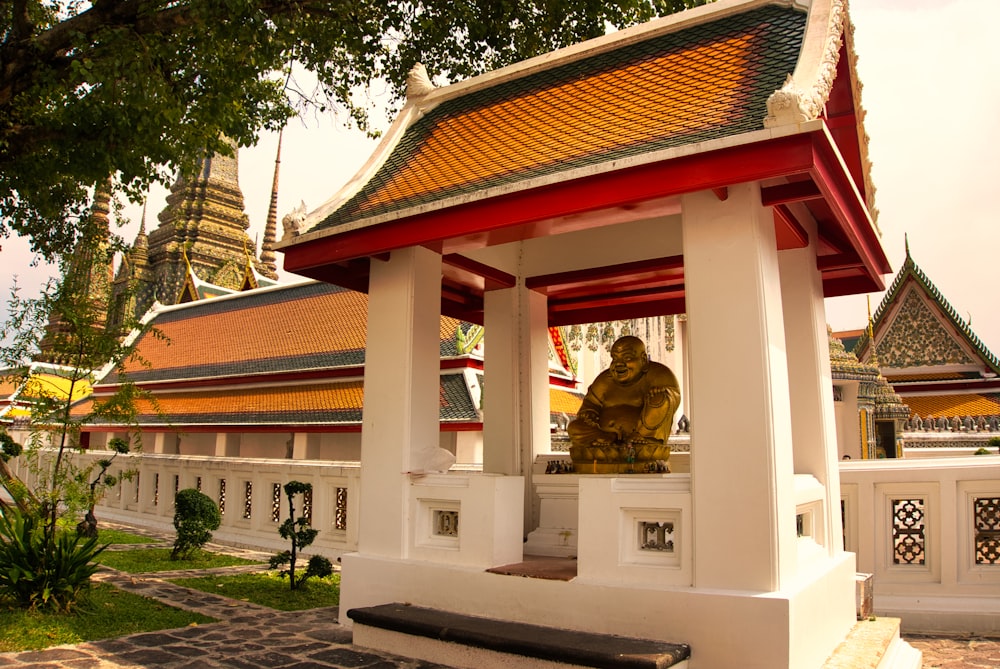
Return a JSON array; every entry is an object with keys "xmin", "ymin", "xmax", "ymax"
[{"xmin": 347, "ymin": 602, "xmax": 689, "ymax": 669}]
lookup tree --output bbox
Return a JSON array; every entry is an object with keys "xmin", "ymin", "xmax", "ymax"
[
  {"xmin": 1, "ymin": 0, "xmax": 706, "ymax": 260},
  {"xmin": 269, "ymin": 481, "xmax": 333, "ymax": 590},
  {"xmin": 0, "ymin": 224, "xmax": 152, "ymax": 549}
]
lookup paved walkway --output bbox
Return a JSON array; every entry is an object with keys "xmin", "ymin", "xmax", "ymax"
[{"xmin": 1, "ymin": 524, "xmax": 998, "ymax": 668}]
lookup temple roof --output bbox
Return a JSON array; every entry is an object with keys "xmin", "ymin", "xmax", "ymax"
[
  {"xmin": 853, "ymin": 243, "xmax": 1000, "ymax": 381},
  {"xmin": 79, "ymin": 373, "xmax": 479, "ymax": 428},
  {"xmin": 86, "ymin": 281, "xmax": 578, "ymax": 430},
  {"xmin": 105, "ymin": 281, "xmax": 465, "ymax": 385},
  {"xmin": 904, "ymin": 394, "xmax": 1000, "ymax": 421},
  {"xmin": 280, "ymin": 0, "xmax": 888, "ymax": 323}
]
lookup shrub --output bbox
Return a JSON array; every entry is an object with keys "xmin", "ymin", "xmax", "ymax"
[
  {"xmin": 989, "ymin": 436, "xmax": 1000, "ymax": 454},
  {"xmin": 0, "ymin": 508, "xmax": 106, "ymax": 611},
  {"xmin": 171, "ymin": 489, "xmax": 221, "ymax": 560},
  {"xmin": 269, "ymin": 481, "xmax": 333, "ymax": 589}
]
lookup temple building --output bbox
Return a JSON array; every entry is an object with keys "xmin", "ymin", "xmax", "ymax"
[
  {"xmin": 110, "ymin": 146, "xmax": 279, "ymax": 324},
  {"xmin": 835, "ymin": 240, "xmax": 1000, "ymax": 452},
  {"xmin": 76, "ymin": 278, "xmax": 583, "ymax": 465}
]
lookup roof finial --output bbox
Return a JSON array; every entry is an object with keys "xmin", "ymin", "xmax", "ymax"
[
  {"xmin": 904, "ymin": 232, "xmax": 910, "ymax": 259},
  {"xmin": 867, "ymin": 295, "xmax": 879, "ymax": 367},
  {"xmin": 406, "ymin": 63, "xmax": 436, "ymax": 100},
  {"xmin": 259, "ymin": 130, "xmax": 281, "ymax": 280}
]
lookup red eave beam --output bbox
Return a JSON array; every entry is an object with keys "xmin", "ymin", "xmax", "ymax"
[
  {"xmin": 809, "ymin": 130, "xmax": 890, "ymax": 294},
  {"xmin": 282, "ymin": 134, "xmax": 818, "ymax": 273}
]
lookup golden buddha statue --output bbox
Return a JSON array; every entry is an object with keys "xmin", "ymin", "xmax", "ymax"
[{"xmin": 567, "ymin": 336, "xmax": 680, "ymax": 473}]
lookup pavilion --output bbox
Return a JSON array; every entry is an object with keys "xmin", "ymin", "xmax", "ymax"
[{"xmin": 278, "ymin": 0, "xmax": 917, "ymax": 666}]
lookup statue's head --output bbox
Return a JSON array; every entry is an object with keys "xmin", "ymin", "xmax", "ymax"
[{"xmin": 608, "ymin": 336, "xmax": 649, "ymax": 386}]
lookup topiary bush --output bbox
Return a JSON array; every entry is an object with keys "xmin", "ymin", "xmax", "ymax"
[
  {"xmin": 269, "ymin": 481, "xmax": 333, "ymax": 590},
  {"xmin": 171, "ymin": 488, "xmax": 221, "ymax": 560}
]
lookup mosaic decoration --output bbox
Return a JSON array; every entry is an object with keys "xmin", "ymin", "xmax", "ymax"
[
  {"xmin": 335, "ymin": 487, "xmax": 348, "ymax": 531},
  {"xmin": 974, "ymin": 497, "xmax": 1000, "ymax": 565},
  {"xmin": 891, "ymin": 498, "xmax": 925, "ymax": 565},
  {"xmin": 434, "ymin": 509, "xmax": 459, "ymax": 537},
  {"xmin": 639, "ymin": 521, "xmax": 675, "ymax": 552},
  {"xmin": 243, "ymin": 481, "xmax": 253, "ymax": 520},
  {"xmin": 271, "ymin": 483, "xmax": 281, "ymax": 522},
  {"xmin": 877, "ymin": 290, "xmax": 974, "ymax": 368},
  {"xmin": 565, "ymin": 318, "xmax": 676, "ymax": 357},
  {"xmin": 218, "ymin": 478, "xmax": 226, "ymax": 516},
  {"xmin": 303, "ymin": 488, "xmax": 313, "ymax": 525}
]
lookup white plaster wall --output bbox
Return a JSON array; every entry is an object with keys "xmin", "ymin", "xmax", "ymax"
[
  {"xmin": 175, "ymin": 432, "xmax": 213, "ymax": 456},
  {"xmin": 452, "ymin": 431, "xmax": 483, "ymax": 465}
]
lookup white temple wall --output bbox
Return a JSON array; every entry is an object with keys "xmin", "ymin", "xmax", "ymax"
[{"xmin": 835, "ymin": 381, "xmax": 863, "ymax": 460}]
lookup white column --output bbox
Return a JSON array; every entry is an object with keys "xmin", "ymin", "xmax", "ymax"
[
  {"xmin": 779, "ymin": 243, "xmax": 844, "ymax": 554},
  {"xmin": 357, "ymin": 246, "xmax": 442, "ymax": 558},
  {"xmin": 483, "ymin": 282, "xmax": 549, "ymax": 531},
  {"xmin": 291, "ymin": 432, "xmax": 309, "ymax": 460},
  {"xmin": 681, "ymin": 183, "xmax": 797, "ymax": 591}
]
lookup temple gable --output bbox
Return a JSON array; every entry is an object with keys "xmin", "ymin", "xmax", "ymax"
[{"xmin": 878, "ymin": 287, "xmax": 975, "ymax": 368}]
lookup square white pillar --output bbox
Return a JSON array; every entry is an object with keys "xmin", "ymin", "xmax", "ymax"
[
  {"xmin": 681, "ymin": 183, "xmax": 797, "ymax": 591},
  {"xmin": 357, "ymin": 246, "xmax": 443, "ymax": 558},
  {"xmin": 483, "ymin": 283, "xmax": 550, "ymax": 533},
  {"xmin": 778, "ymin": 242, "xmax": 845, "ymax": 554}
]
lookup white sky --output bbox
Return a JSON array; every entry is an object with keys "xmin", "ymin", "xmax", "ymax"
[{"xmin": 2, "ymin": 0, "xmax": 998, "ymax": 354}]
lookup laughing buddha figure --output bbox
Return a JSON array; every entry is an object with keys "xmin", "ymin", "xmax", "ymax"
[{"xmin": 567, "ymin": 336, "xmax": 680, "ymax": 473}]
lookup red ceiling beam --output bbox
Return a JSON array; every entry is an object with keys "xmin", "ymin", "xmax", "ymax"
[
  {"xmin": 526, "ymin": 256, "xmax": 684, "ymax": 293},
  {"xmin": 442, "ymin": 254, "xmax": 517, "ymax": 291},
  {"xmin": 772, "ymin": 205, "xmax": 809, "ymax": 250},
  {"xmin": 760, "ymin": 179, "xmax": 821, "ymax": 206}
]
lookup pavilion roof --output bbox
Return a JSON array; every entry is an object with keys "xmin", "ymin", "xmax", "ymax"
[
  {"xmin": 312, "ymin": 4, "xmax": 805, "ymax": 231},
  {"xmin": 280, "ymin": 0, "xmax": 889, "ymax": 323}
]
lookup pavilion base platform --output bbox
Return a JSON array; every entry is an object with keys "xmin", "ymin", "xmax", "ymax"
[
  {"xmin": 346, "ymin": 603, "xmax": 690, "ymax": 669},
  {"xmin": 339, "ymin": 550, "xmax": 914, "ymax": 668}
]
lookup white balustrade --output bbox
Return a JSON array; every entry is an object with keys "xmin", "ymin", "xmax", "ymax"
[{"xmin": 14, "ymin": 447, "xmax": 1000, "ymax": 634}]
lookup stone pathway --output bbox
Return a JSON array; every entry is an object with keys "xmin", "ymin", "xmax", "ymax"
[
  {"xmin": 907, "ymin": 635, "xmax": 1000, "ymax": 669},
  {"xmin": 1, "ymin": 523, "xmax": 997, "ymax": 668},
  {"xmin": 0, "ymin": 527, "xmax": 449, "ymax": 669}
]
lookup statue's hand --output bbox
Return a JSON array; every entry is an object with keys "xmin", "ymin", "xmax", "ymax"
[
  {"xmin": 579, "ymin": 408, "xmax": 600, "ymax": 426},
  {"xmin": 646, "ymin": 386, "xmax": 671, "ymax": 408}
]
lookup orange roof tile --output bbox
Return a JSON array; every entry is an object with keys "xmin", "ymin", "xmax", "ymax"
[
  {"xmin": 111, "ymin": 282, "xmax": 467, "ymax": 383},
  {"xmin": 550, "ymin": 388, "xmax": 583, "ymax": 415},
  {"xmin": 903, "ymin": 394, "xmax": 1000, "ymax": 419},
  {"xmin": 317, "ymin": 5, "xmax": 806, "ymax": 229}
]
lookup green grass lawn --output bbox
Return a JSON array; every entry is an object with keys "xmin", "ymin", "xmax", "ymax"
[
  {"xmin": 0, "ymin": 583, "xmax": 215, "ymax": 652},
  {"xmin": 170, "ymin": 571, "xmax": 341, "ymax": 610},
  {"xmin": 96, "ymin": 547, "xmax": 263, "ymax": 573},
  {"xmin": 96, "ymin": 528, "xmax": 159, "ymax": 544}
]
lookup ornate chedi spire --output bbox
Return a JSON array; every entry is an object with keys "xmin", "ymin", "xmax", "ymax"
[
  {"xmin": 37, "ymin": 180, "xmax": 115, "ymax": 364},
  {"xmin": 258, "ymin": 130, "xmax": 281, "ymax": 280},
  {"xmin": 144, "ymin": 142, "xmax": 257, "ymax": 311}
]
